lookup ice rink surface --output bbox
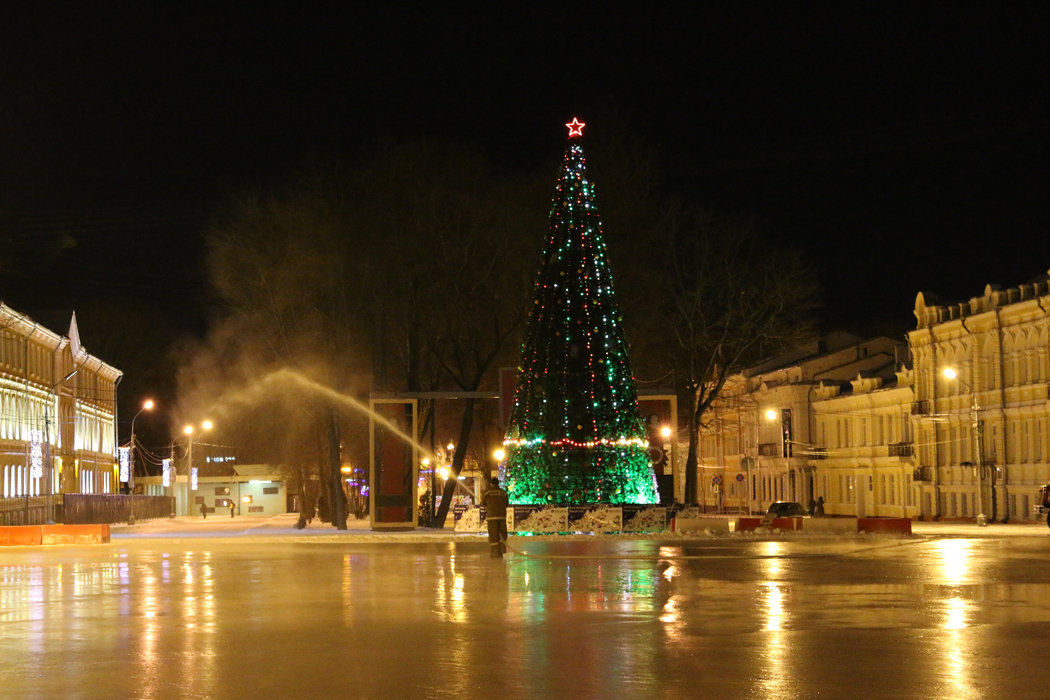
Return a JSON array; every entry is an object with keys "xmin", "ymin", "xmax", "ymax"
[{"xmin": 3, "ymin": 516, "xmax": 1050, "ymax": 699}]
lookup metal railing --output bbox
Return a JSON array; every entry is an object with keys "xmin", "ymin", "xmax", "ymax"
[
  {"xmin": 758, "ymin": 442, "xmax": 780, "ymax": 457},
  {"xmin": 0, "ymin": 495, "xmax": 59, "ymax": 526},
  {"xmin": 63, "ymin": 495, "xmax": 174, "ymax": 524},
  {"xmin": 912, "ymin": 466, "xmax": 933, "ymax": 482},
  {"xmin": 889, "ymin": 441, "xmax": 914, "ymax": 457},
  {"xmin": 0, "ymin": 494, "xmax": 174, "ymax": 525}
]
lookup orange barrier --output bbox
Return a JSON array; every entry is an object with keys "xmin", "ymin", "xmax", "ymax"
[
  {"xmin": 0, "ymin": 524, "xmax": 110, "ymax": 546},
  {"xmin": 42, "ymin": 524, "xmax": 110, "ymax": 545},
  {"xmin": 0, "ymin": 526, "xmax": 43, "ymax": 546},
  {"xmin": 857, "ymin": 517, "xmax": 911, "ymax": 535}
]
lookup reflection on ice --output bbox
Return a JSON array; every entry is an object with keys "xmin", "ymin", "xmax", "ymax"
[
  {"xmin": 935, "ymin": 539, "xmax": 972, "ymax": 584},
  {"xmin": 3, "ymin": 537, "xmax": 1050, "ymax": 698},
  {"xmin": 764, "ymin": 582, "xmax": 785, "ymax": 631}
]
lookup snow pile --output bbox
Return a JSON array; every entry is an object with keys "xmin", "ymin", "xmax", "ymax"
[
  {"xmin": 454, "ymin": 506, "xmax": 483, "ymax": 533},
  {"xmin": 512, "ymin": 507, "xmax": 568, "ymax": 533},
  {"xmin": 624, "ymin": 507, "xmax": 668, "ymax": 532},
  {"xmin": 574, "ymin": 507, "xmax": 623, "ymax": 532}
]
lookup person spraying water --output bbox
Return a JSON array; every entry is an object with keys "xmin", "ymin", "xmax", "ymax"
[{"xmin": 481, "ymin": 477, "xmax": 509, "ymax": 559}]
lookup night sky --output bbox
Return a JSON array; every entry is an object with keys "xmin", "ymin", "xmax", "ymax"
[{"xmin": 1, "ymin": 4, "xmax": 1048, "ymax": 351}]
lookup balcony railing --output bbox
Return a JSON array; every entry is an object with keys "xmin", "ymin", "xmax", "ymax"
[
  {"xmin": 889, "ymin": 441, "xmax": 914, "ymax": 457},
  {"xmin": 910, "ymin": 400, "xmax": 930, "ymax": 415},
  {"xmin": 912, "ymin": 466, "xmax": 933, "ymax": 482},
  {"xmin": 758, "ymin": 442, "xmax": 780, "ymax": 457}
]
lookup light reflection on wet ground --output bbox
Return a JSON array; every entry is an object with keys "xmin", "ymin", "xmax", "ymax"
[{"xmin": 2, "ymin": 535, "xmax": 1050, "ymax": 698}]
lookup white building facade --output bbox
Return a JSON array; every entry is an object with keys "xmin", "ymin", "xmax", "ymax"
[
  {"xmin": 910, "ymin": 279, "xmax": 1050, "ymax": 521},
  {"xmin": 0, "ymin": 304, "xmax": 121, "ymax": 500},
  {"xmin": 696, "ymin": 275, "xmax": 1050, "ymax": 522},
  {"xmin": 698, "ymin": 334, "xmax": 908, "ymax": 514}
]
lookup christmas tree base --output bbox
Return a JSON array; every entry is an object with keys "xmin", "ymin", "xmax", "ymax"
[{"xmin": 453, "ymin": 503, "xmax": 669, "ymax": 533}]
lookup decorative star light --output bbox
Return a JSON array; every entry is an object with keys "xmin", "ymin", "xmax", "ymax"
[{"xmin": 565, "ymin": 117, "xmax": 586, "ymax": 137}]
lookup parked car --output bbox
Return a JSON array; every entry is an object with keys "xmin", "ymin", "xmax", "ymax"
[{"xmin": 765, "ymin": 501, "xmax": 808, "ymax": 518}]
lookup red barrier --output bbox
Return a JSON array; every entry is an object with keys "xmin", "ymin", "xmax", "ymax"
[
  {"xmin": 735, "ymin": 517, "xmax": 804, "ymax": 531},
  {"xmin": 0, "ymin": 524, "xmax": 110, "ymax": 546},
  {"xmin": 857, "ymin": 518, "xmax": 911, "ymax": 535}
]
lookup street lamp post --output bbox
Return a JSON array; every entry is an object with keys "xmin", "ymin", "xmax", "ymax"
[
  {"xmin": 128, "ymin": 399, "xmax": 154, "ymax": 493},
  {"xmin": 943, "ymin": 367, "xmax": 987, "ymax": 527},
  {"xmin": 183, "ymin": 426, "xmax": 194, "ymax": 518},
  {"xmin": 493, "ymin": 448, "xmax": 505, "ymax": 480},
  {"xmin": 761, "ymin": 408, "xmax": 779, "ymax": 512},
  {"xmin": 44, "ymin": 367, "xmax": 80, "ymax": 523},
  {"xmin": 171, "ymin": 420, "xmax": 213, "ymax": 517}
]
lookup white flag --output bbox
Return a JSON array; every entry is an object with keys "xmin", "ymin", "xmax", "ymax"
[{"xmin": 69, "ymin": 312, "xmax": 84, "ymax": 361}]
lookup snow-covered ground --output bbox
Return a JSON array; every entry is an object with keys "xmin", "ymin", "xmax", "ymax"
[{"xmin": 109, "ymin": 511, "xmax": 1050, "ymax": 542}]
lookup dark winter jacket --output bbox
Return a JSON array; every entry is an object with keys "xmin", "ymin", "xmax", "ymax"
[{"xmin": 482, "ymin": 486, "xmax": 509, "ymax": 519}]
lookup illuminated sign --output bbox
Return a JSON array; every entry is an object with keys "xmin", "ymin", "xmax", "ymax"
[
  {"xmin": 118, "ymin": 447, "xmax": 131, "ymax": 482},
  {"xmin": 191, "ymin": 467, "xmax": 198, "ymax": 491},
  {"xmin": 162, "ymin": 459, "xmax": 172, "ymax": 487},
  {"xmin": 29, "ymin": 430, "xmax": 43, "ymax": 479}
]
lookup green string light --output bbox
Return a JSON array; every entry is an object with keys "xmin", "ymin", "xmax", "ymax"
[{"xmin": 502, "ymin": 124, "xmax": 659, "ymax": 505}]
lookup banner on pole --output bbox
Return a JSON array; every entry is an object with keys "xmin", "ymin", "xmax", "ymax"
[
  {"xmin": 119, "ymin": 447, "xmax": 131, "ymax": 482},
  {"xmin": 29, "ymin": 430, "xmax": 44, "ymax": 479}
]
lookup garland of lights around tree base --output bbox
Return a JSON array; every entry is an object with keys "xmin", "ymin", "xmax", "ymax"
[{"xmin": 502, "ymin": 117, "xmax": 659, "ymax": 506}]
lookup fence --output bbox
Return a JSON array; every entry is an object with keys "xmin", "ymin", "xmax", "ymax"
[
  {"xmin": 0, "ymin": 494, "xmax": 174, "ymax": 525},
  {"xmin": 0, "ymin": 495, "xmax": 59, "ymax": 526},
  {"xmin": 63, "ymin": 494, "xmax": 174, "ymax": 524}
]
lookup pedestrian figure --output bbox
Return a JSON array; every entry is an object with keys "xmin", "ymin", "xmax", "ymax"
[
  {"xmin": 229, "ymin": 501, "xmax": 235, "ymax": 518},
  {"xmin": 200, "ymin": 502, "xmax": 207, "ymax": 519},
  {"xmin": 481, "ymin": 477, "xmax": 509, "ymax": 559},
  {"xmin": 815, "ymin": 496, "xmax": 825, "ymax": 517},
  {"xmin": 808, "ymin": 497, "xmax": 816, "ymax": 516}
]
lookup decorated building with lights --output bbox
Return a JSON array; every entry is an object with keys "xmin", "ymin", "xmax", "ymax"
[
  {"xmin": 696, "ymin": 273, "xmax": 1050, "ymax": 523},
  {"xmin": 502, "ymin": 118, "xmax": 659, "ymax": 505},
  {"xmin": 0, "ymin": 304, "xmax": 122, "ymax": 507}
]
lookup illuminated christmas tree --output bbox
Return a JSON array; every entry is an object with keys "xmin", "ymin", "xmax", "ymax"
[{"xmin": 503, "ymin": 118, "xmax": 659, "ymax": 505}]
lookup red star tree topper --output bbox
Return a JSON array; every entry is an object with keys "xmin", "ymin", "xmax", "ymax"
[{"xmin": 565, "ymin": 117, "xmax": 586, "ymax": 137}]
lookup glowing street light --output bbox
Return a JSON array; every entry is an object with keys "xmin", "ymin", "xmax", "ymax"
[
  {"xmin": 942, "ymin": 367, "xmax": 987, "ymax": 527},
  {"xmin": 660, "ymin": 425, "xmax": 672, "ymax": 440},
  {"xmin": 181, "ymin": 420, "xmax": 213, "ymax": 517},
  {"xmin": 493, "ymin": 448, "xmax": 505, "ymax": 462},
  {"xmin": 128, "ymin": 399, "xmax": 155, "ymax": 492}
]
